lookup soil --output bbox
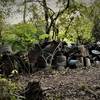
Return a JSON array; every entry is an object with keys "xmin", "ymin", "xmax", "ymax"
[{"xmin": 17, "ymin": 66, "xmax": 100, "ymax": 100}]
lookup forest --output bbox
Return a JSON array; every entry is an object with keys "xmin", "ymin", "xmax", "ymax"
[{"xmin": 0, "ymin": 0, "xmax": 100, "ymax": 100}]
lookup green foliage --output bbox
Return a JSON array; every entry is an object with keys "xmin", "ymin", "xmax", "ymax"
[
  {"xmin": 0, "ymin": 77, "xmax": 22, "ymax": 100},
  {"xmin": 0, "ymin": 0, "xmax": 15, "ymax": 45},
  {"xmin": 2, "ymin": 23, "xmax": 48, "ymax": 52},
  {"xmin": 57, "ymin": 2, "xmax": 94, "ymax": 43},
  {"xmin": 39, "ymin": 34, "xmax": 49, "ymax": 40},
  {"xmin": 0, "ymin": 0, "xmax": 99, "ymax": 47},
  {"xmin": 90, "ymin": 1, "xmax": 100, "ymax": 41},
  {"xmin": 3, "ymin": 23, "xmax": 37, "ymax": 51}
]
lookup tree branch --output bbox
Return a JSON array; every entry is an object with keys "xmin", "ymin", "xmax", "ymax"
[{"xmin": 47, "ymin": 0, "xmax": 70, "ymax": 34}]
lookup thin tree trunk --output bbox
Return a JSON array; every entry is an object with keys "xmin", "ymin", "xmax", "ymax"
[
  {"xmin": 48, "ymin": 0, "xmax": 70, "ymax": 35},
  {"xmin": 42, "ymin": 0, "xmax": 70, "ymax": 35},
  {"xmin": 23, "ymin": 0, "xmax": 27, "ymax": 23},
  {"xmin": 42, "ymin": 0, "xmax": 49, "ymax": 34},
  {"xmin": 0, "ymin": 27, "xmax": 4, "ymax": 45}
]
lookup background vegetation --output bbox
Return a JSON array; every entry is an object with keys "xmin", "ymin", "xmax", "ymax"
[
  {"xmin": 0, "ymin": 0, "xmax": 100, "ymax": 51},
  {"xmin": 0, "ymin": 1, "xmax": 100, "ymax": 100}
]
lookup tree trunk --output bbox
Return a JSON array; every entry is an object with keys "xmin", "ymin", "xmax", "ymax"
[
  {"xmin": 42, "ymin": 0, "xmax": 49, "ymax": 34},
  {"xmin": 23, "ymin": 0, "xmax": 27, "ymax": 23},
  {"xmin": 92, "ymin": 18, "xmax": 100, "ymax": 41},
  {"xmin": 42, "ymin": 0, "xmax": 70, "ymax": 35},
  {"xmin": 0, "ymin": 26, "xmax": 4, "ymax": 45}
]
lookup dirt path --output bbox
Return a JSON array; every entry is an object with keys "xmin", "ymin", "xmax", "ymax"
[{"xmin": 18, "ymin": 66, "xmax": 100, "ymax": 100}]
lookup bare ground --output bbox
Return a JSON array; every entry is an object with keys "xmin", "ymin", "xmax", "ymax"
[{"xmin": 17, "ymin": 66, "xmax": 100, "ymax": 100}]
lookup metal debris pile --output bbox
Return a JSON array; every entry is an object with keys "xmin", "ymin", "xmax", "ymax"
[{"xmin": 0, "ymin": 40, "xmax": 100, "ymax": 76}]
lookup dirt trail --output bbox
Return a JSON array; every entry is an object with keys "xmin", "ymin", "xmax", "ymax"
[{"xmin": 18, "ymin": 66, "xmax": 100, "ymax": 100}]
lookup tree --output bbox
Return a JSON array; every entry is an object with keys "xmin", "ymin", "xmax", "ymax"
[
  {"xmin": 91, "ymin": 0, "xmax": 100, "ymax": 41},
  {"xmin": 23, "ymin": 0, "xmax": 27, "ymax": 23},
  {"xmin": 77, "ymin": 0, "xmax": 100, "ymax": 42},
  {"xmin": 55, "ymin": 0, "xmax": 95, "ymax": 43},
  {"xmin": 3, "ymin": 23, "xmax": 49, "ymax": 52},
  {"xmin": 31, "ymin": 0, "xmax": 71, "ymax": 38},
  {"xmin": 45, "ymin": 0, "xmax": 70, "ymax": 36},
  {"xmin": 0, "ymin": 0, "xmax": 15, "ymax": 45}
]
